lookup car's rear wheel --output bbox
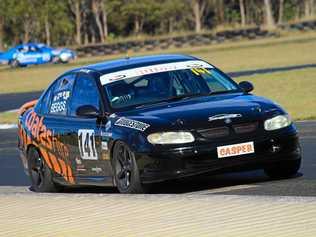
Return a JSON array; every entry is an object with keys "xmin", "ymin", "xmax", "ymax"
[
  {"xmin": 264, "ymin": 159, "xmax": 301, "ymax": 179},
  {"xmin": 112, "ymin": 141, "xmax": 147, "ymax": 194},
  {"xmin": 9, "ymin": 59, "xmax": 20, "ymax": 68},
  {"xmin": 28, "ymin": 147, "xmax": 59, "ymax": 192}
]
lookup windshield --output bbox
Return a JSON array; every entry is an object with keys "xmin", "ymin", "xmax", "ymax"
[{"xmin": 102, "ymin": 62, "xmax": 240, "ymax": 110}]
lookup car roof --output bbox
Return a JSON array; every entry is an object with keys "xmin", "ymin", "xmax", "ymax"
[
  {"xmin": 15, "ymin": 43, "xmax": 46, "ymax": 48},
  {"xmin": 70, "ymin": 54, "xmax": 200, "ymax": 75}
]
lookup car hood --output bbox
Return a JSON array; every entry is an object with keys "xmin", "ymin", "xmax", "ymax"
[{"xmin": 114, "ymin": 93, "xmax": 285, "ymax": 132}]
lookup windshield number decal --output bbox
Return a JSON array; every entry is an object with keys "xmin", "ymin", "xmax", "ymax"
[
  {"xmin": 190, "ymin": 68, "xmax": 211, "ymax": 76},
  {"xmin": 78, "ymin": 129, "xmax": 98, "ymax": 160}
]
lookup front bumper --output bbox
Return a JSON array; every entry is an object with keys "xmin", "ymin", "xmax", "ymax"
[{"xmin": 136, "ymin": 127, "xmax": 301, "ymax": 183}]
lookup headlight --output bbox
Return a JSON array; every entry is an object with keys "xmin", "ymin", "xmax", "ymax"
[
  {"xmin": 60, "ymin": 52, "xmax": 71, "ymax": 62},
  {"xmin": 264, "ymin": 115, "xmax": 291, "ymax": 131},
  {"xmin": 147, "ymin": 132, "xmax": 195, "ymax": 144}
]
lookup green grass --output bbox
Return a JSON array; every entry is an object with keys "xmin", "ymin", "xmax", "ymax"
[
  {"xmin": 235, "ymin": 68, "xmax": 316, "ymax": 121},
  {"xmin": 0, "ymin": 111, "xmax": 18, "ymax": 124},
  {"xmin": 0, "ymin": 31, "xmax": 316, "ymax": 94}
]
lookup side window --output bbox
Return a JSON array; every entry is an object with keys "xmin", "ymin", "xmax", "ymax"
[
  {"xmin": 49, "ymin": 74, "xmax": 75, "ymax": 116},
  {"xmin": 69, "ymin": 74, "xmax": 100, "ymax": 116},
  {"xmin": 39, "ymin": 87, "xmax": 53, "ymax": 114}
]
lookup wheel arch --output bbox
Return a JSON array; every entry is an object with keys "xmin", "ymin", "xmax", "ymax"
[
  {"xmin": 26, "ymin": 144, "xmax": 48, "ymax": 170},
  {"xmin": 26, "ymin": 144, "xmax": 39, "ymax": 159},
  {"xmin": 109, "ymin": 139, "xmax": 124, "ymax": 163}
]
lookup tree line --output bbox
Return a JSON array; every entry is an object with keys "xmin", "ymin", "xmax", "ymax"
[{"xmin": 0, "ymin": 0, "xmax": 315, "ymax": 49}]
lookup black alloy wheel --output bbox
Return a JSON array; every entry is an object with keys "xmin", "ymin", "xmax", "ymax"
[
  {"xmin": 112, "ymin": 141, "xmax": 147, "ymax": 194},
  {"xmin": 28, "ymin": 147, "xmax": 59, "ymax": 192}
]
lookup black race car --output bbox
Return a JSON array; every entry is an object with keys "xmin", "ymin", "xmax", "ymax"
[{"xmin": 18, "ymin": 54, "xmax": 301, "ymax": 193}]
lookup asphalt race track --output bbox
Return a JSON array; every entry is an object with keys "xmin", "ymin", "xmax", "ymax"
[
  {"xmin": 1, "ymin": 122, "xmax": 316, "ymax": 236},
  {"xmin": 0, "ymin": 121, "xmax": 315, "ymax": 196}
]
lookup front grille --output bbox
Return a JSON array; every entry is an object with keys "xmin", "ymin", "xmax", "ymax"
[
  {"xmin": 233, "ymin": 122, "xmax": 258, "ymax": 134},
  {"xmin": 197, "ymin": 122, "xmax": 259, "ymax": 140},
  {"xmin": 198, "ymin": 127, "xmax": 230, "ymax": 139}
]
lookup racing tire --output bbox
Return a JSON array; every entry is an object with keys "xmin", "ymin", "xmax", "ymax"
[
  {"xmin": 112, "ymin": 141, "xmax": 148, "ymax": 194},
  {"xmin": 51, "ymin": 56, "xmax": 60, "ymax": 64},
  {"xmin": 60, "ymin": 59, "xmax": 69, "ymax": 64},
  {"xmin": 9, "ymin": 59, "xmax": 20, "ymax": 68},
  {"xmin": 264, "ymin": 159, "xmax": 301, "ymax": 179},
  {"xmin": 27, "ymin": 147, "xmax": 59, "ymax": 192}
]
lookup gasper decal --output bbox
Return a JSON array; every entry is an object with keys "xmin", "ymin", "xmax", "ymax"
[
  {"xmin": 114, "ymin": 117, "xmax": 150, "ymax": 131},
  {"xmin": 78, "ymin": 129, "xmax": 98, "ymax": 160}
]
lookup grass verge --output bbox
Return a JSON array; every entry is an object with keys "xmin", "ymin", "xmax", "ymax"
[
  {"xmin": 236, "ymin": 68, "xmax": 316, "ymax": 121},
  {"xmin": 0, "ymin": 111, "xmax": 18, "ymax": 124},
  {"xmin": 0, "ymin": 31, "xmax": 316, "ymax": 94}
]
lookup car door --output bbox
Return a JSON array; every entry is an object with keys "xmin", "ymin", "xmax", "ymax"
[
  {"xmin": 30, "ymin": 46, "xmax": 47, "ymax": 64},
  {"xmin": 36, "ymin": 73, "xmax": 76, "ymax": 184},
  {"xmin": 66, "ymin": 72, "xmax": 108, "ymax": 184}
]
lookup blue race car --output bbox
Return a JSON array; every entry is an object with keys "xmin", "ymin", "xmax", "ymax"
[{"xmin": 0, "ymin": 43, "xmax": 76, "ymax": 67}]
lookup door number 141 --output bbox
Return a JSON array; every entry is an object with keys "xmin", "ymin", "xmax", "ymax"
[{"xmin": 78, "ymin": 129, "xmax": 98, "ymax": 160}]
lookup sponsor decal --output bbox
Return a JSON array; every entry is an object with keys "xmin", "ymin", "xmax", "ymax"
[
  {"xmin": 208, "ymin": 114, "xmax": 242, "ymax": 122},
  {"xmin": 79, "ymin": 69, "xmax": 91, "ymax": 73},
  {"xmin": 75, "ymin": 157, "xmax": 82, "ymax": 165},
  {"xmin": 76, "ymin": 166, "xmax": 86, "ymax": 172},
  {"xmin": 50, "ymin": 101, "xmax": 67, "ymax": 113},
  {"xmin": 217, "ymin": 141, "xmax": 255, "ymax": 158},
  {"xmin": 25, "ymin": 111, "xmax": 53, "ymax": 150},
  {"xmin": 100, "ymin": 60, "xmax": 213, "ymax": 85},
  {"xmin": 52, "ymin": 90, "xmax": 70, "ymax": 102},
  {"xmin": 91, "ymin": 167, "xmax": 102, "ymax": 174},
  {"xmin": 75, "ymin": 157, "xmax": 86, "ymax": 172},
  {"xmin": 101, "ymin": 141, "xmax": 108, "ymax": 151},
  {"xmin": 101, "ymin": 131, "xmax": 112, "ymax": 137},
  {"xmin": 109, "ymin": 74, "xmax": 126, "ymax": 82},
  {"xmin": 24, "ymin": 111, "xmax": 74, "ymax": 183},
  {"xmin": 52, "ymin": 135, "xmax": 69, "ymax": 160},
  {"xmin": 50, "ymin": 90, "xmax": 70, "ymax": 114},
  {"xmin": 105, "ymin": 121, "xmax": 111, "ymax": 130},
  {"xmin": 114, "ymin": 117, "xmax": 150, "ymax": 131},
  {"xmin": 76, "ymin": 165, "xmax": 86, "ymax": 172}
]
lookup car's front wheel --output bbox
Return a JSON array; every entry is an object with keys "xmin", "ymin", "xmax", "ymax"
[
  {"xmin": 264, "ymin": 159, "xmax": 301, "ymax": 179},
  {"xmin": 27, "ymin": 147, "xmax": 59, "ymax": 192},
  {"xmin": 112, "ymin": 141, "xmax": 147, "ymax": 194},
  {"xmin": 51, "ymin": 56, "xmax": 60, "ymax": 64}
]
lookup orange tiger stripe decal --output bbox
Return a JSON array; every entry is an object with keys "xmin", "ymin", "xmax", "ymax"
[
  {"xmin": 39, "ymin": 147, "xmax": 53, "ymax": 170},
  {"xmin": 21, "ymin": 109, "xmax": 75, "ymax": 184}
]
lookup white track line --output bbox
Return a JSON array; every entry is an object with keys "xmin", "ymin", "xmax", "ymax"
[{"xmin": 0, "ymin": 124, "xmax": 18, "ymax": 129}]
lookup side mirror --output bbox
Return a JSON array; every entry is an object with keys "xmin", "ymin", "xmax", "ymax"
[
  {"xmin": 76, "ymin": 105, "xmax": 100, "ymax": 118},
  {"xmin": 239, "ymin": 81, "xmax": 254, "ymax": 93}
]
